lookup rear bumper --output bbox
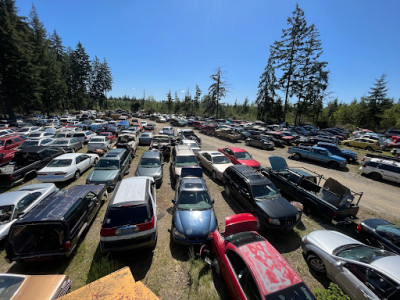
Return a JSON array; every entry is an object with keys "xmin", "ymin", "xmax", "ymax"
[{"xmin": 100, "ymin": 232, "xmax": 157, "ymax": 252}]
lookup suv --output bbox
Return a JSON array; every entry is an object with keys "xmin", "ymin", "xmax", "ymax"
[
  {"xmin": 86, "ymin": 148, "xmax": 131, "ymax": 190},
  {"xmin": 360, "ymin": 156, "xmax": 400, "ymax": 183},
  {"xmin": 5, "ymin": 185, "xmax": 106, "ymax": 262},
  {"xmin": 171, "ymin": 145, "xmax": 199, "ymax": 185},
  {"xmin": 223, "ymin": 165, "xmax": 301, "ymax": 230},
  {"xmin": 100, "ymin": 177, "xmax": 157, "ymax": 251}
]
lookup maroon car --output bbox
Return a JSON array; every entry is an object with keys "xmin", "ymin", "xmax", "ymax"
[{"xmin": 200, "ymin": 124, "xmax": 216, "ymax": 135}]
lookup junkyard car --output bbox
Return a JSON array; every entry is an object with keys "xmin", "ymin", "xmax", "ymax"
[
  {"xmin": 6, "ymin": 184, "xmax": 107, "ymax": 262},
  {"xmin": 0, "ymin": 183, "xmax": 58, "ymax": 242},
  {"xmin": 197, "ymin": 150, "xmax": 233, "ymax": 182},
  {"xmin": 302, "ymin": 230, "xmax": 400, "ymax": 300},
  {"xmin": 139, "ymin": 132, "xmax": 154, "ymax": 146},
  {"xmin": 342, "ymin": 137, "xmax": 380, "ymax": 151},
  {"xmin": 50, "ymin": 138, "xmax": 83, "ymax": 153},
  {"xmin": 116, "ymin": 133, "xmax": 138, "ymax": 155},
  {"xmin": 214, "ymin": 128, "xmax": 241, "ymax": 142},
  {"xmin": 150, "ymin": 134, "xmax": 171, "ymax": 160},
  {"xmin": 218, "ymin": 147, "xmax": 261, "ymax": 171},
  {"xmin": 245, "ymin": 135, "xmax": 275, "ymax": 150},
  {"xmin": 87, "ymin": 136, "xmax": 111, "ymax": 152},
  {"xmin": 37, "ymin": 153, "xmax": 99, "ymax": 182},
  {"xmin": 202, "ymin": 213, "xmax": 316, "ymax": 300},
  {"xmin": 179, "ymin": 139, "xmax": 201, "ymax": 155},
  {"xmin": 135, "ymin": 150, "xmax": 164, "ymax": 188}
]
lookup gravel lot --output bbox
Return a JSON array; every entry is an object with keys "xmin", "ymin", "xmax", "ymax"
[{"xmin": 0, "ymin": 120, "xmax": 398, "ymax": 299}]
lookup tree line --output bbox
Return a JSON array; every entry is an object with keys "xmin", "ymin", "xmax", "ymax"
[{"xmin": 0, "ymin": 0, "xmax": 112, "ymax": 119}]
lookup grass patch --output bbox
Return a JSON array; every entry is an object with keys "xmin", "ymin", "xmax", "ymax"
[
  {"xmin": 86, "ymin": 253, "xmax": 123, "ymax": 284},
  {"xmin": 187, "ymin": 248, "xmax": 219, "ymax": 300}
]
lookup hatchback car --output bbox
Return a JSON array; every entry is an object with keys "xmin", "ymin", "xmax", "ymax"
[
  {"xmin": 139, "ymin": 132, "xmax": 154, "ymax": 145},
  {"xmin": 135, "ymin": 150, "xmax": 164, "ymax": 188},
  {"xmin": 100, "ymin": 177, "xmax": 157, "ymax": 251},
  {"xmin": 87, "ymin": 136, "xmax": 111, "ymax": 152},
  {"xmin": 302, "ymin": 230, "xmax": 400, "ymax": 300}
]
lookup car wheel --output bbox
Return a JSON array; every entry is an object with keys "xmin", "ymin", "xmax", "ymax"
[
  {"xmin": 344, "ymin": 142, "xmax": 349, "ymax": 146},
  {"xmin": 369, "ymin": 172, "xmax": 382, "ymax": 181},
  {"xmin": 212, "ymin": 171, "xmax": 217, "ymax": 181},
  {"xmin": 306, "ymin": 254, "xmax": 326, "ymax": 274},
  {"xmin": 93, "ymin": 158, "xmax": 98, "ymax": 165},
  {"xmin": 262, "ymin": 145, "xmax": 267, "ymax": 150},
  {"xmin": 245, "ymin": 140, "xmax": 250, "ymax": 146},
  {"xmin": 293, "ymin": 153, "xmax": 301, "ymax": 160},
  {"xmin": 74, "ymin": 171, "xmax": 80, "ymax": 180},
  {"xmin": 329, "ymin": 161, "xmax": 340, "ymax": 169},
  {"xmin": 366, "ymin": 146, "xmax": 373, "ymax": 151}
]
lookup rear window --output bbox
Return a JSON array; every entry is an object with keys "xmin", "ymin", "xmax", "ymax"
[
  {"xmin": 267, "ymin": 283, "xmax": 316, "ymax": 300},
  {"xmin": 226, "ymin": 231, "xmax": 265, "ymax": 247},
  {"xmin": 104, "ymin": 205, "xmax": 151, "ymax": 227},
  {"xmin": 10, "ymin": 223, "xmax": 64, "ymax": 255}
]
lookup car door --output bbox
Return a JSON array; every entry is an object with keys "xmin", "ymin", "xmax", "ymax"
[
  {"xmin": 224, "ymin": 149, "xmax": 236, "ymax": 164},
  {"xmin": 84, "ymin": 191, "xmax": 100, "ymax": 222},
  {"xmin": 237, "ymin": 179, "xmax": 252, "ymax": 211},
  {"xmin": 202, "ymin": 153, "xmax": 212, "ymax": 171},
  {"xmin": 77, "ymin": 154, "xmax": 91, "ymax": 172}
]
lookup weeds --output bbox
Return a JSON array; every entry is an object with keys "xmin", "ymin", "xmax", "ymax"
[{"xmin": 86, "ymin": 254, "xmax": 123, "ymax": 284}]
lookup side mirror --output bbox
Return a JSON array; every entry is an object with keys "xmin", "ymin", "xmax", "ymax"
[
  {"xmin": 172, "ymin": 200, "xmax": 176, "ymax": 204},
  {"xmin": 211, "ymin": 199, "xmax": 215, "ymax": 204}
]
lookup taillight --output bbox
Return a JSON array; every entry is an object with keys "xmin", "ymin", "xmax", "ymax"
[
  {"xmin": 362, "ymin": 164, "xmax": 366, "ymax": 168},
  {"xmin": 362, "ymin": 158, "xmax": 365, "ymax": 162},
  {"xmin": 38, "ymin": 173, "xmax": 47, "ymax": 176},
  {"xmin": 100, "ymin": 227, "xmax": 117, "ymax": 237},
  {"xmin": 137, "ymin": 215, "xmax": 155, "ymax": 232},
  {"xmin": 55, "ymin": 172, "xmax": 67, "ymax": 175},
  {"xmin": 332, "ymin": 211, "xmax": 337, "ymax": 218},
  {"xmin": 356, "ymin": 224, "xmax": 362, "ymax": 232},
  {"xmin": 8, "ymin": 174, "xmax": 13, "ymax": 181},
  {"xmin": 84, "ymin": 136, "xmax": 87, "ymax": 139},
  {"xmin": 64, "ymin": 241, "xmax": 71, "ymax": 251}
]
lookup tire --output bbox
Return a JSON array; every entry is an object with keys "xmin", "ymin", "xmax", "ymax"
[
  {"xmin": 366, "ymin": 146, "xmax": 373, "ymax": 151},
  {"xmin": 74, "ymin": 171, "xmax": 80, "ymax": 180},
  {"xmin": 306, "ymin": 254, "xmax": 326, "ymax": 274},
  {"xmin": 93, "ymin": 158, "xmax": 98, "ymax": 165},
  {"xmin": 293, "ymin": 153, "xmax": 301, "ymax": 160},
  {"xmin": 369, "ymin": 172, "xmax": 382, "ymax": 181},
  {"xmin": 212, "ymin": 259, "xmax": 221, "ymax": 277},
  {"xmin": 262, "ymin": 145, "xmax": 267, "ymax": 150},
  {"xmin": 212, "ymin": 171, "xmax": 217, "ymax": 181},
  {"xmin": 245, "ymin": 140, "xmax": 250, "ymax": 146},
  {"xmin": 329, "ymin": 161, "xmax": 340, "ymax": 169},
  {"xmin": 344, "ymin": 142, "xmax": 349, "ymax": 146}
]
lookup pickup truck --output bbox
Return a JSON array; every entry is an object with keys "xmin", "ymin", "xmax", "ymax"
[
  {"xmin": 214, "ymin": 128, "xmax": 241, "ymax": 142},
  {"xmin": 262, "ymin": 156, "xmax": 362, "ymax": 224},
  {"xmin": 288, "ymin": 145, "xmax": 347, "ymax": 169},
  {"xmin": 0, "ymin": 146, "xmax": 65, "ymax": 187}
]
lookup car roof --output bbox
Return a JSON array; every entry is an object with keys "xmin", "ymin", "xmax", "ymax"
[
  {"xmin": 17, "ymin": 185, "xmax": 104, "ymax": 223},
  {"xmin": 105, "ymin": 148, "xmax": 126, "ymax": 157},
  {"xmin": 142, "ymin": 150, "xmax": 161, "ymax": 159},
  {"xmin": 370, "ymin": 256, "xmax": 400, "ymax": 282},
  {"xmin": 225, "ymin": 147, "xmax": 246, "ymax": 152},
  {"xmin": 110, "ymin": 177, "xmax": 152, "ymax": 206},
  {"xmin": 53, "ymin": 153, "xmax": 85, "ymax": 159},
  {"xmin": 180, "ymin": 177, "xmax": 207, "ymax": 191},
  {"xmin": 235, "ymin": 236, "xmax": 303, "ymax": 295},
  {"xmin": 231, "ymin": 165, "xmax": 270, "ymax": 185}
]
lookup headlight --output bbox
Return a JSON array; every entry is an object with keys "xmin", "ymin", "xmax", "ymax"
[
  {"xmin": 268, "ymin": 218, "xmax": 280, "ymax": 225},
  {"xmin": 106, "ymin": 179, "xmax": 116, "ymax": 185},
  {"xmin": 296, "ymin": 213, "xmax": 301, "ymax": 221},
  {"xmin": 173, "ymin": 228, "xmax": 185, "ymax": 239}
]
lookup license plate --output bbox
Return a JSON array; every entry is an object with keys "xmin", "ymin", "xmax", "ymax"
[{"xmin": 116, "ymin": 225, "xmax": 137, "ymax": 235}]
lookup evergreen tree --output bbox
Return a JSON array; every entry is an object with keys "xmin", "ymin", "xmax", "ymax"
[
  {"xmin": 174, "ymin": 91, "xmax": 181, "ymax": 114},
  {"xmin": 242, "ymin": 97, "xmax": 250, "ymax": 115},
  {"xmin": 183, "ymin": 89, "xmax": 192, "ymax": 115},
  {"xmin": 208, "ymin": 67, "xmax": 228, "ymax": 118},
  {"xmin": 193, "ymin": 85, "xmax": 201, "ymax": 114},
  {"xmin": 166, "ymin": 90, "xmax": 173, "ymax": 113}
]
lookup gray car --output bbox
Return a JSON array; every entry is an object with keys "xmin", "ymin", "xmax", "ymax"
[
  {"xmin": 139, "ymin": 132, "xmax": 153, "ymax": 145},
  {"xmin": 135, "ymin": 150, "xmax": 164, "ymax": 188},
  {"xmin": 302, "ymin": 230, "xmax": 400, "ymax": 300},
  {"xmin": 50, "ymin": 138, "xmax": 83, "ymax": 153}
]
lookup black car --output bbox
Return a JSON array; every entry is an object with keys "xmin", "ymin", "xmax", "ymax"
[
  {"xmin": 5, "ymin": 184, "xmax": 106, "ymax": 262},
  {"xmin": 356, "ymin": 218, "xmax": 400, "ymax": 254},
  {"xmin": 223, "ymin": 165, "xmax": 301, "ymax": 230},
  {"xmin": 245, "ymin": 135, "xmax": 274, "ymax": 150}
]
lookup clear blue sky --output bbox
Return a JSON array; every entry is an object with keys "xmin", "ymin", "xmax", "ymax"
[{"xmin": 16, "ymin": 0, "xmax": 400, "ymax": 106}]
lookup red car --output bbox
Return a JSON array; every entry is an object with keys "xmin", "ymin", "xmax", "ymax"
[
  {"xmin": 0, "ymin": 135, "xmax": 25, "ymax": 151},
  {"xmin": 99, "ymin": 132, "xmax": 116, "ymax": 142},
  {"xmin": 202, "ymin": 213, "xmax": 316, "ymax": 299},
  {"xmin": 0, "ymin": 149, "xmax": 18, "ymax": 166},
  {"xmin": 200, "ymin": 124, "xmax": 216, "ymax": 135},
  {"xmin": 218, "ymin": 147, "xmax": 260, "ymax": 171},
  {"xmin": 265, "ymin": 131, "xmax": 294, "ymax": 145}
]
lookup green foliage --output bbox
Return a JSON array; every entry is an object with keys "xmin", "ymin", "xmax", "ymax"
[
  {"xmin": 208, "ymin": 67, "xmax": 228, "ymax": 118},
  {"xmin": 314, "ymin": 283, "xmax": 350, "ymax": 300},
  {"xmin": 86, "ymin": 254, "xmax": 123, "ymax": 284}
]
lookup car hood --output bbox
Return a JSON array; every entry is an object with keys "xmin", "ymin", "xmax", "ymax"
[
  {"xmin": 237, "ymin": 159, "xmax": 260, "ymax": 168},
  {"xmin": 255, "ymin": 195, "xmax": 298, "ymax": 218},
  {"xmin": 214, "ymin": 163, "xmax": 233, "ymax": 173},
  {"xmin": 304, "ymin": 230, "xmax": 362, "ymax": 255},
  {"xmin": 174, "ymin": 209, "xmax": 216, "ymax": 238},
  {"xmin": 87, "ymin": 169, "xmax": 119, "ymax": 182},
  {"xmin": 136, "ymin": 166, "xmax": 161, "ymax": 177},
  {"xmin": 331, "ymin": 155, "xmax": 347, "ymax": 162},
  {"xmin": 342, "ymin": 149, "xmax": 357, "ymax": 157}
]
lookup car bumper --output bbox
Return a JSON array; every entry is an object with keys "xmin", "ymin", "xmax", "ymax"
[
  {"xmin": 100, "ymin": 232, "xmax": 157, "ymax": 252},
  {"xmin": 172, "ymin": 231, "xmax": 209, "ymax": 246}
]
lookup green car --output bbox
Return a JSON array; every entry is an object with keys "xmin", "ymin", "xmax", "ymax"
[{"xmin": 86, "ymin": 148, "xmax": 131, "ymax": 190}]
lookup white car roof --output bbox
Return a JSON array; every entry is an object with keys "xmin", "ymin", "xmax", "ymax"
[
  {"xmin": 53, "ymin": 153, "xmax": 86, "ymax": 159},
  {"xmin": 111, "ymin": 177, "xmax": 154, "ymax": 205}
]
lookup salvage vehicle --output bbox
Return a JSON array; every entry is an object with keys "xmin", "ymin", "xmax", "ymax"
[
  {"xmin": 149, "ymin": 134, "xmax": 171, "ymax": 160},
  {"xmin": 135, "ymin": 150, "xmax": 164, "ymax": 188},
  {"xmin": 224, "ymin": 165, "xmax": 301, "ymax": 230},
  {"xmin": 201, "ymin": 213, "xmax": 316, "ymax": 300},
  {"xmin": 214, "ymin": 128, "xmax": 241, "ymax": 142},
  {"xmin": 5, "ymin": 184, "xmax": 107, "ymax": 262},
  {"xmin": 288, "ymin": 145, "xmax": 347, "ymax": 169},
  {"xmin": 170, "ymin": 145, "xmax": 199, "ymax": 185},
  {"xmin": 37, "ymin": 153, "xmax": 99, "ymax": 183},
  {"xmin": 50, "ymin": 138, "xmax": 83, "ymax": 153},
  {"xmin": 171, "ymin": 168, "xmax": 217, "ymax": 245},
  {"xmin": 0, "ymin": 149, "xmax": 18, "ymax": 166},
  {"xmin": 87, "ymin": 136, "xmax": 111, "ymax": 152},
  {"xmin": 197, "ymin": 151, "xmax": 233, "ymax": 182},
  {"xmin": 0, "ymin": 273, "xmax": 71, "ymax": 299},
  {"xmin": 100, "ymin": 177, "xmax": 157, "ymax": 251},
  {"xmin": 356, "ymin": 218, "xmax": 400, "ymax": 255},
  {"xmin": 342, "ymin": 137, "xmax": 380, "ymax": 151},
  {"xmin": 179, "ymin": 139, "xmax": 201, "ymax": 155},
  {"xmin": 218, "ymin": 147, "xmax": 261, "ymax": 171},
  {"xmin": 359, "ymin": 153, "xmax": 400, "ymax": 183},
  {"xmin": 0, "ymin": 135, "xmax": 25, "ymax": 151},
  {"xmin": 317, "ymin": 142, "xmax": 358, "ymax": 163},
  {"xmin": 139, "ymin": 132, "xmax": 154, "ymax": 146},
  {"xmin": 302, "ymin": 230, "xmax": 400, "ymax": 300},
  {"xmin": 116, "ymin": 132, "xmax": 138, "ymax": 155},
  {"xmin": 199, "ymin": 124, "xmax": 216, "ymax": 136},
  {"xmin": 177, "ymin": 129, "xmax": 201, "ymax": 145},
  {"xmin": 0, "ymin": 147, "xmax": 65, "ymax": 187},
  {"xmin": 245, "ymin": 135, "xmax": 275, "ymax": 150},
  {"xmin": 262, "ymin": 156, "xmax": 362, "ymax": 224},
  {"xmin": 0, "ymin": 183, "xmax": 58, "ymax": 242},
  {"xmin": 18, "ymin": 137, "xmax": 55, "ymax": 149}
]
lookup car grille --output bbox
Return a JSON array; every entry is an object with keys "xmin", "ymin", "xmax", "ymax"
[{"xmin": 280, "ymin": 216, "xmax": 297, "ymax": 228}]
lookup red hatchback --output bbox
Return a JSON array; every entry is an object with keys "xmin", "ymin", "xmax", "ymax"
[
  {"xmin": 202, "ymin": 213, "xmax": 316, "ymax": 300},
  {"xmin": 218, "ymin": 147, "xmax": 261, "ymax": 171}
]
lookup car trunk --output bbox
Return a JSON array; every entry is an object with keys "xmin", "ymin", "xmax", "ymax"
[{"xmin": 10, "ymin": 222, "xmax": 65, "ymax": 257}]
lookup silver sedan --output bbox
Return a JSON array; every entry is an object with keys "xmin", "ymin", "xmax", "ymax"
[
  {"xmin": 302, "ymin": 230, "xmax": 400, "ymax": 300},
  {"xmin": 197, "ymin": 151, "xmax": 233, "ymax": 182}
]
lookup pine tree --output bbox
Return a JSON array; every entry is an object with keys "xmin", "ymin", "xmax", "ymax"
[
  {"xmin": 174, "ymin": 91, "xmax": 181, "ymax": 114},
  {"xmin": 166, "ymin": 90, "xmax": 173, "ymax": 113},
  {"xmin": 208, "ymin": 67, "xmax": 228, "ymax": 118},
  {"xmin": 183, "ymin": 89, "xmax": 192, "ymax": 116},
  {"xmin": 193, "ymin": 85, "xmax": 201, "ymax": 114}
]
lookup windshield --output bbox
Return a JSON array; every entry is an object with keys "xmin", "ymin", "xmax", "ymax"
[
  {"xmin": 55, "ymin": 134, "xmax": 66, "ymax": 138},
  {"xmin": 0, "ymin": 205, "xmax": 14, "ymax": 224},
  {"xmin": 0, "ymin": 275, "xmax": 25, "ymax": 299},
  {"xmin": 251, "ymin": 184, "xmax": 279, "ymax": 199},
  {"xmin": 267, "ymin": 283, "xmax": 316, "ymax": 300},
  {"xmin": 52, "ymin": 140, "xmax": 68, "ymax": 145},
  {"xmin": 95, "ymin": 159, "xmax": 119, "ymax": 170},
  {"xmin": 141, "ymin": 133, "xmax": 151, "ymax": 137},
  {"xmin": 213, "ymin": 156, "xmax": 230, "ymax": 164},
  {"xmin": 177, "ymin": 191, "xmax": 212, "ymax": 210},
  {"xmin": 48, "ymin": 159, "xmax": 72, "ymax": 167},
  {"xmin": 20, "ymin": 140, "xmax": 39, "ymax": 147},
  {"xmin": 235, "ymin": 151, "xmax": 252, "ymax": 160},
  {"xmin": 176, "ymin": 155, "xmax": 198, "ymax": 167},
  {"xmin": 140, "ymin": 158, "xmax": 161, "ymax": 167},
  {"xmin": 154, "ymin": 137, "xmax": 169, "ymax": 143},
  {"xmin": 187, "ymin": 143, "xmax": 199, "ymax": 149},
  {"xmin": 334, "ymin": 244, "xmax": 392, "ymax": 263}
]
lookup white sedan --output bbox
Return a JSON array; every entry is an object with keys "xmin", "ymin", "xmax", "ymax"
[
  {"xmin": 198, "ymin": 151, "xmax": 233, "ymax": 181},
  {"xmin": 87, "ymin": 136, "xmax": 111, "ymax": 152},
  {"xmin": 37, "ymin": 153, "xmax": 99, "ymax": 182}
]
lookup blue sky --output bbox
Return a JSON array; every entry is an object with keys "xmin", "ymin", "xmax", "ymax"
[{"xmin": 16, "ymin": 0, "xmax": 400, "ymax": 106}]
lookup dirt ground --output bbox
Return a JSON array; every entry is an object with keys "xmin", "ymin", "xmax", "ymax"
[{"xmin": 0, "ymin": 120, "xmax": 399, "ymax": 299}]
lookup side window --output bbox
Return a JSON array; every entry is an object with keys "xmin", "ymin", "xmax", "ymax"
[
  {"xmin": 13, "ymin": 137, "xmax": 22, "ymax": 143},
  {"xmin": 5, "ymin": 139, "xmax": 13, "ymax": 146},
  {"xmin": 238, "ymin": 177, "xmax": 249, "ymax": 194},
  {"xmin": 65, "ymin": 199, "xmax": 87, "ymax": 233},
  {"xmin": 75, "ymin": 156, "xmax": 82, "ymax": 164},
  {"xmin": 83, "ymin": 192, "xmax": 97, "ymax": 209},
  {"xmin": 16, "ymin": 192, "xmax": 41, "ymax": 214}
]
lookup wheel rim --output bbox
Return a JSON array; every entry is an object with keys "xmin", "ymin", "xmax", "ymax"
[
  {"xmin": 310, "ymin": 257, "xmax": 325, "ymax": 272},
  {"xmin": 74, "ymin": 172, "xmax": 80, "ymax": 179}
]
